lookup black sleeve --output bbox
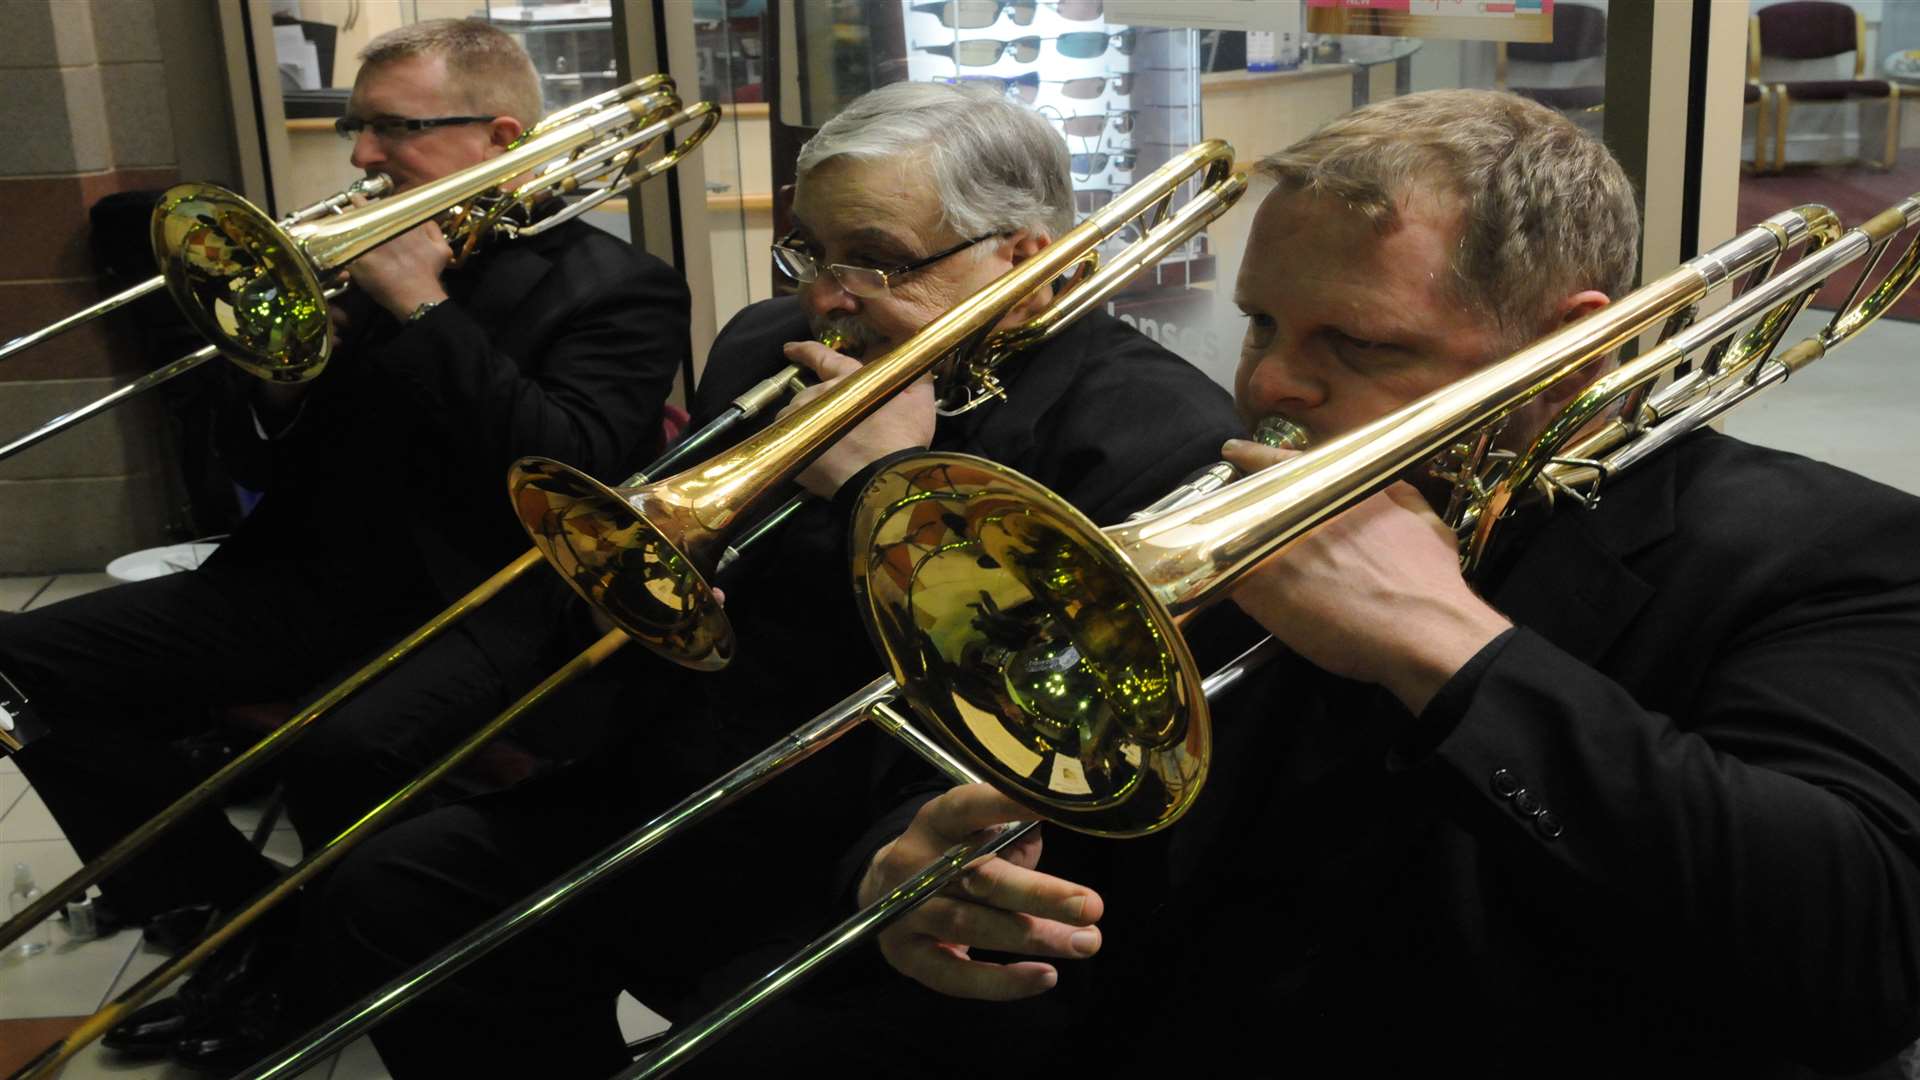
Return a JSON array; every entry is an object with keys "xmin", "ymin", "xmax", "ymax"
[
  {"xmin": 369, "ymin": 249, "xmax": 688, "ymax": 482},
  {"xmin": 1421, "ymin": 568, "xmax": 1920, "ymax": 1067}
]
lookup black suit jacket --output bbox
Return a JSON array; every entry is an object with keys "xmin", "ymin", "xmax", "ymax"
[
  {"xmin": 211, "ymin": 218, "xmax": 689, "ymax": 666},
  {"xmin": 587, "ymin": 296, "xmax": 1245, "ymax": 935},
  {"xmin": 1039, "ymin": 431, "xmax": 1920, "ymax": 1077}
]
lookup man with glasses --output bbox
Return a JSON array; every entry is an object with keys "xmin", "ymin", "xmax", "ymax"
[
  {"xmin": 0, "ymin": 17, "xmax": 689, "ymax": 1070},
  {"xmin": 265, "ymin": 79, "xmax": 1244, "ymax": 1078}
]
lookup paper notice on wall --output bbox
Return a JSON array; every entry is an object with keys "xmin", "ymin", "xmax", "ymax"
[
  {"xmin": 274, "ymin": 25, "xmax": 322, "ymax": 91},
  {"xmin": 1306, "ymin": 0, "xmax": 1554, "ymax": 43}
]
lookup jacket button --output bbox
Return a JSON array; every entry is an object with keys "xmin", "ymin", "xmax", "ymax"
[
  {"xmin": 1534, "ymin": 811, "xmax": 1564, "ymax": 840},
  {"xmin": 1511, "ymin": 788, "xmax": 1543, "ymax": 817},
  {"xmin": 1490, "ymin": 768, "xmax": 1521, "ymax": 798}
]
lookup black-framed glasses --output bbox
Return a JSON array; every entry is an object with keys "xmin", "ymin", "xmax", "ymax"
[
  {"xmin": 771, "ymin": 231, "xmax": 1006, "ymax": 298},
  {"xmin": 941, "ymin": 71, "xmax": 1041, "ymax": 104},
  {"xmin": 1053, "ymin": 73, "xmax": 1133, "ymax": 99},
  {"xmin": 917, "ymin": 36, "xmax": 1042, "ymax": 66},
  {"xmin": 1055, "ymin": 110, "xmax": 1136, "ymax": 137},
  {"xmin": 1070, "ymin": 151, "xmax": 1135, "ymax": 178},
  {"xmin": 911, "ymin": 0, "xmax": 1037, "ymax": 28},
  {"xmin": 335, "ymin": 114, "xmax": 497, "ymax": 140}
]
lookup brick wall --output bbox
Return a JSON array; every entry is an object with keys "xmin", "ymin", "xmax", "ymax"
[{"xmin": 0, "ymin": 0, "xmax": 190, "ymax": 573}]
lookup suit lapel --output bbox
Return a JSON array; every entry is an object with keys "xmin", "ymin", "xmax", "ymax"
[
  {"xmin": 450, "ymin": 237, "xmax": 558, "ymax": 365},
  {"xmin": 1483, "ymin": 449, "xmax": 1680, "ymax": 667}
]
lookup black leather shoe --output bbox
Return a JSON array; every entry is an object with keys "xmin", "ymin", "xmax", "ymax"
[
  {"xmin": 142, "ymin": 902, "xmax": 219, "ymax": 953},
  {"xmin": 103, "ymin": 995, "xmax": 203, "ymax": 1058},
  {"xmin": 170, "ymin": 989, "xmax": 285, "ymax": 1075}
]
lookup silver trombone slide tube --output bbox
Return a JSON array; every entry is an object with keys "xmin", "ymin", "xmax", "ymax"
[
  {"xmin": 620, "ymin": 636, "xmax": 1280, "ymax": 1080},
  {"xmin": 244, "ymin": 635, "xmax": 1277, "ymax": 1080},
  {"xmin": 0, "ymin": 279, "xmax": 349, "ymax": 464},
  {"xmin": 0, "ymin": 175, "xmax": 391, "ymax": 366}
]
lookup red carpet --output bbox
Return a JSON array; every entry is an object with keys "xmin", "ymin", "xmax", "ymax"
[{"xmin": 1736, "ymin": 151, "xmax": 1920, "ymax": 321}]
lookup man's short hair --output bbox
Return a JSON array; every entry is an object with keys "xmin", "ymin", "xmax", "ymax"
[
  {"xmin": 796, "ymin": 81, "xmax": 1075, "ymax": 247},
  {"xmin": 1259, "ymin": 90, "xmax": 1638, "ymax": 345},
  {"xmin": 359, "ymin": 18, "xmax": 543, "ymax": 128}
]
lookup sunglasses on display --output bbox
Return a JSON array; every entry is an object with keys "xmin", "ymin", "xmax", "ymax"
[
  {"xmin": 1070, "ymin": 151, "xmax": 1135, "ymax": 178},
  {"xmin": 918, "ymin": 29, "xmax": 1133, "ymax": 66},
  {"xmin": 770, "ymin": 230, "xmax": 1005, "ymax": 298},
  {"xmin": 942, "ymin": 71, "xmax": 1042, "ymax": 103},
  {"xmin": 910, "ymin": 0, "xmax": 1104, "ymax": 28},
  {"xmin": 1055, "ymin": 110, "xmax": 1136, "ymax": 137},
  {"xmin": 1053, "ymin": 73, "xmax": 1133, "ymax": 98},
  {"xmin": 333, "ymin": 114, "xmax": 497, "ymax": 140}
]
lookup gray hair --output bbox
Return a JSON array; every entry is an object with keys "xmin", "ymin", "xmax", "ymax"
[
  {"xmin": 796, "ymin": 81, "xmax": 1075, "ymax": 245},
  {"xmin": 1259, "ymin": 89, "xmax": 1638, "ymax": 345},
  {"xmin": 359, "ymin": 18, "xmax": 543, "ymax": 127}
]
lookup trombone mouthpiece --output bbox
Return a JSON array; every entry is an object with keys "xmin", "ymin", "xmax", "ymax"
[{"xmin": 1253, "ymin": 415, "xmax": 1310, "ymax": 450}]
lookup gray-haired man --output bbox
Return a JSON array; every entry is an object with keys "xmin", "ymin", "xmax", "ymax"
[{"xmin": 258, "ymin": 80, "xmax": 1248, "ymax": 1078}]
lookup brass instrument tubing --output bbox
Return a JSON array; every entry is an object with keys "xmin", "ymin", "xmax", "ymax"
[
  {"xmin": 619, "ymin": 637, "xmax": 1281, "ymax": 1079},
  {"xmin": 0, "ymin": 343, "xmax": 219, "ymax": 461},
  {"xmin": 0, "ymin": 277, "xmax": 166, "ymax": 364},
  {"xmin": 8, "ymin": 629, "xmax": 631, "ymax": 1079},
  {"xmin": 0, "ymin": 549, "xmax": 545, "ymax": 951}
]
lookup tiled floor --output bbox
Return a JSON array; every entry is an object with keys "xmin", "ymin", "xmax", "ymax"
[
  {"xmin": 0, "ymin": 576, "xmax": 668, "ymax": 1078},
  {"xmin": 0, "ymin": 304, "xmax": 1916, "ymax": 1076}
]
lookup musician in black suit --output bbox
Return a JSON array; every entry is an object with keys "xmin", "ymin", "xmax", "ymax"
[
  {"xmin": 0, "ymin": 15, "xmax": 685, "ymax": 989},
  {"xmin": 252, "ymin": 80, "xmax": 1248, "ymax": 1078},
  {"xmin": 686, "ymin": 91, "xmax": 1920, "ymax": 1077}
]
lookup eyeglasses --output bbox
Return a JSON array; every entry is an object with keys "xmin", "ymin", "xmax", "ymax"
[
  {"xmin": 334, "ymin": 114, "xmax": 497, "ymax": 140},
  {"xmin": 911, "ymin": 0, "xmax": 1037, "ymax": 28},
  {"xmin": 1070, "ymin": 152, "xmax": 1135, "ymax": 178},
  {"xmin": 917, "ymin": 29, "xmax": 1133, "ymax": 66},
  {"xmin": 771, "ymin": 231, "xmax": 1006, "ymax": 298},
  {"xmin": 941, "ymin": 71, "xmax": 1041, "ymax": 104},
  {"xmin": 917, "ymin": 36, "xmax": 1042, "ymax": 66},
  {"xmin": 1055, "ymin": 111, "xmax": 1136, "ymax": 137},
  {"xmin": 910, "ymin": 0, "xmax": 1102, "ymax": 26},
  {"xmin": 1055, "ymin": 29, "xmax": 1134, "ymax": 58},
  {"xmin": 1053, "ymin": 73, "xmax": 1133, "ymax": 99}
]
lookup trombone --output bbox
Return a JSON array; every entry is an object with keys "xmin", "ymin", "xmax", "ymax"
[
  {"xmin": 0, "ymin": 174, "xmax": 390, "ymax": 463},
  {"xmin": 3, "ymin": 140, "xmax": 1248, "ymax": 1080},
  {"xmin": 0, "ymin": 74, "xmax": 713, "ymax": 463},
  {"xmin": 0, "ymin": 80, "xmax": 722, "ymax": 938}
]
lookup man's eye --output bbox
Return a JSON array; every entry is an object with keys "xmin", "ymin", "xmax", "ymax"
[
  {"xmin": 1240, "ymin": 313, "xmax": 1277, "ymax": 349},
  {"xmin": 1328, "ymin": 330, "xmax": 1396, "ymax": 366}
]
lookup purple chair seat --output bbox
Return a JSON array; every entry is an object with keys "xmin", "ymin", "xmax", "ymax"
[{"xmin": 1778, "ymin": 78, "xmax": 1893, "ymax": 102}]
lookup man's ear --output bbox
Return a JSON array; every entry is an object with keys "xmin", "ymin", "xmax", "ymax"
[
  {"xmin": 1556, "ymin": 289, "xmax": 1610, "ymax": 327},
  {"xmin": 1004, "ymin": 229, "xmax": 1053, "ymax": 265},
  {"xmin": 485, "ymin": 116, "xmax": 526, "ymax": 157}
]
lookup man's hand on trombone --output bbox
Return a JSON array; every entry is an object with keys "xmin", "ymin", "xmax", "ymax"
[
  {"xmin": 780, "ymin": 341, "xmax": 935, "ymax": 499},
  {"xmin": 859, "ymin": 783, "xmax": 1103, "ymax": 1001}
]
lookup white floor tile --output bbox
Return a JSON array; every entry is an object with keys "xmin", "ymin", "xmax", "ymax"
[
  {"xmin": 617, "ymin": 989, "xmax": 671, "ymax": 1045},
  {"xmin": 0, "ymin": 924, "xmax": 140, "ymax": 1019},
  {"xmin": 0, "ymin": 576, "xmax": 52, "ymax": 614},
  {"xmin": 0, "ymin": 756, "xmax": 19, "ymax": 775},
  {"xmin": 260, "ymin": 829, "xmax": 304, "ymax": 867},
  {"xmin": 0, "ymin": 789, "xmax": 62, "ymax": 843},
  {"xmin": 0, "ymin": 837, "xmax": 83, "ymax": 905},
  {"xmin": 330, "ymin": 1034, "xmax": 393, "ymax": 1080},
  {"xmin": 0, "ymin": 768, "xmax": 28, "ymax": 820},
  {"xmin": 23, "ymin": 574, "xmax": 121, "ymax": 612}
]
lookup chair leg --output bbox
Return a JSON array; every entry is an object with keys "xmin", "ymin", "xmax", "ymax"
[
  {"xmin": 1775, "ymin": 89, "xmax": 1790, "ymax": 172},
  {"xmin": 1882, "ymin": 85, "xmax": 1902, "ymax": 170}
]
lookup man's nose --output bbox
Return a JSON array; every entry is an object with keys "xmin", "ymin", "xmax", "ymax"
[
  {"xmin": 1243, "ymin": 349, "xmax": 1326, "ymax": 415},
  {"xmin": 350, "ymin": 131, "xmax": 384, "ymax": 172},
  {"xmin": 802, "ymin": 271, "xmax": 857, "ymax": 319}
]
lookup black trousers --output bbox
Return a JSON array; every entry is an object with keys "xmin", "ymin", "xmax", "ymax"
[{"xmin": 0, "ymin": 546, "xmax": 521, "ymax": 919}]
